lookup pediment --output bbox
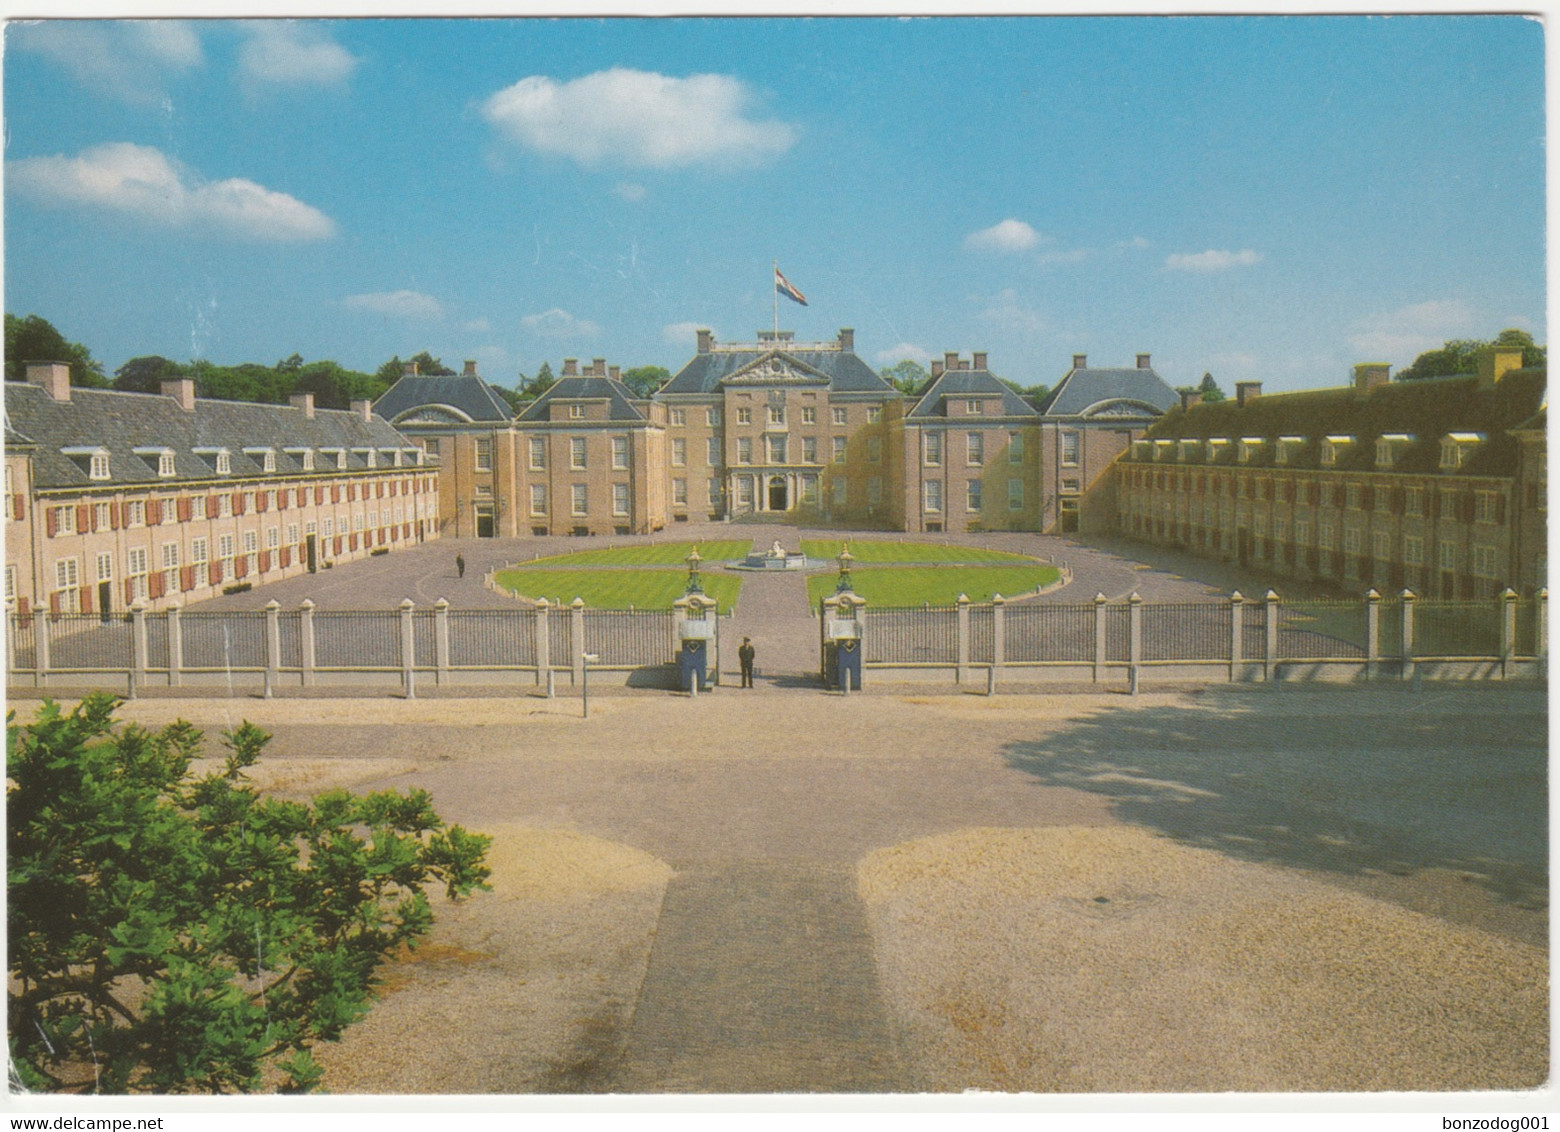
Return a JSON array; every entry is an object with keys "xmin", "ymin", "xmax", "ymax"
[
  {"xmin": 720, "ymin": 351, "xmax": 830, "ymax": 386},
  {"xmin": 1079, "ymin": 398, "xmax": 1164, "ymax": 419}
]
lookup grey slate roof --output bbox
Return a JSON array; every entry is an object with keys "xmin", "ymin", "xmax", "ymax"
[
  {"xmin": 516, "ymin": 377, "xmax": 647, "ymax": 423},
  {"xmin": 1037, "ymin": 364, "xmax": 1179, "ymax": 418},
  {"xmin": 906, "ymin": 368, "xmax": 1037, "ymax": 419},
  {"xmin": 661, "ymin": 347, "xmax": 894, "ymax": 397},
  {"xmin": 374, "ymin": 372, "xmax": 514, "ymax": 424},
  {"xmin": 4, "ymin": 382, "xmax": 419, "ymax": 492}
]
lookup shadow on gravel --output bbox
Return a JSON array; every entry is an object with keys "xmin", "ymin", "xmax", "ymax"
[{"xmin": 1001, "ymin": 689, "xmax": 1548, "ymax": 910}]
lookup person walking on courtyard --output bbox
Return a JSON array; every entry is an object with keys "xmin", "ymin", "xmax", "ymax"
[
  {"xmin": 456, "ymin": 553, "xmax": 466, "ymax": 579},
  {"xmin": 739, "ymin": 637, "xmax": 756, "ymax": 688}
]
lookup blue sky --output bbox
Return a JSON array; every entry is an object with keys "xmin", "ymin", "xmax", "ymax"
[{"xmin": 4, "ymin": 14, "xmax": 1546, "ymax": 393}]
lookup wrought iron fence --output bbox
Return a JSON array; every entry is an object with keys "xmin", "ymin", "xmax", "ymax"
[
  {"xmin": 584, "ymin": 609, "xmax": 676, "ymax": 666},
  {"xmin": 314, "ymin": 610, "xmax": 400, "ymax": 669},
  {"xmin": 447, "ymin": 609, "xmax": 537, "ymax": 668},
  {"xmin": 182, "ymin": 612, "xmax": 267, "ymax": 670},
  {"xmin": 1003, "ymin": 603, "xmax": 1095, "ymax": 664},
  {"xmin": 1413, "ymin": 601, "xmax": 1500, "ymax": 659},
  {"xmin": 1275, "ymin": 600, "xmax": 1368, "ymax": 661},
  {"xmin": 1143, "ymin": 602, "xmax": 1228, "ymax": 662},
  {"xmin": 868, "ymin": 606, "xmax": 959, "ymax": 664}
]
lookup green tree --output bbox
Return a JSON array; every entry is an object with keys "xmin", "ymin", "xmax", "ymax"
[
  {"xmin": 1396, "ymin": 330, "xmax": 1546, "ymax": 381},
  {"xmin": 8, "ymin": 695, "xmax": 491, "ymax": 1094},
  {"xmin": 113, "ymin": 356, "xmax": 186, "ymax": 394},
  {"xmin": 520, "ymin": 361, "xmax": 556, "ymax": 400},
  {"xmin": 879, "ymin": 359, "xmax": 930, "ymax": 395},
  {"xmin": 620, "ymin": 365, "xmax": 670, "ymax": 399},
  {"xmin": 5, "ymin": 314, "xmax": 109, "ymax": 387},
  {"xmin": 1197, "ymin": 372, "xmax": 1226, "ymax": 402}
]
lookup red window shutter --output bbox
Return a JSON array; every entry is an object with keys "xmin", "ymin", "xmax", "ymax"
[
  {"xmin": 80, "ymin": 585, "xmax": 93, "ymax": 614},
  {"xmin": 149, "ymin": 499, "xmax": 163, "ymax": 525},
  {"xmin": 349, "ymin": 533, "xmax": 359, "ymax": 551},
  {"xmin": 316, "ymin": 486, "xmax": 325, "ymax": 505},
  {"xmin": 256, "ymin": 492, "xmax": 268, "ymax": 513},
  {"xmin": 377, "ymin": 481, "xmax": 385, "ymax": 499},
  {"xmin": 45, "ymin": 508, "xmax": 58, "ymax": 537},
  {"xmin": 17, "ymin": 596, "xmax": 29, "ymax": 618},
  {"xmin": 181, "ymin": 565, "xmax": 195, "ymax": 592},
  {"xmin": 334, "ymin": 536, "xmax": 343, "ymax": 556},
  {"xmin": 280, "ymin": 546, "xmax": 292, "ymax": 568},
  {"xmin": 233, "ymin": 492, "xmax": 245, "ymax": 515},
  {"xmin": 234, "ymin": 557, "xmax": 247, "ymax": 579},
  {"xmin": 124, "ymin": 577, "xmax": 136, "ymax": 604},
  {"xmin": 49, "ymin": 592, "xmax": 61, "ymax": 616},
  {"xmin": 332, "ymin": 485, "xmax": 341, "ymax": 504},
  {"xmin": 13, "ymin": 494, "xmax": 24, "ymax": 521},
  {"xmin": 148, "ymin": 572, "xmax": 166, "ymax": 599},
  {"xmin": 76, "ymin": 503, "xmax": 90, "ymax": 532},
  {"xmin": 206, "ymin": 494, "xmax": 219, "ymax": 519},
  {"xmin": 259, "ymin": 550, "xmax": 271, "ymax": 573},
  {"xmin": 177, "ymin": 496, "xmax": 192, "ymax": 523},
  {"xmin": 278, "ymin": 490, "xmax": 289, "ymax": 510},
  {"xmin": 209, "ymin": 562, "xmax": 222, "ymax": 586}
]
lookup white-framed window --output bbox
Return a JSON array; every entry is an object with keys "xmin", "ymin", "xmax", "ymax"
[
  {"xmin": 530, "ymin": 485, "xmax": 547, "ymax": 516},
  {"xmin": 215, "ymin": 451, "xmax": 231, "ymax": 475},
  {"xmin": 1438, "ymin": 542, "xmax": 1456, "ymax": 571},
  {"xmin": 768, "ymin": 405, "xmax": 785, "ymax": 426},
  {"xmin": 571, "ymin": 484, "xmax": 588, "ymax": 515},
  {"xmin": 286, "ymin": 524, "xmax": 299, "ymax": 546},
  {"xmin": 54, "ymin": 558, "xmax": 80, "ymax": 611},
  {"xmin": 474, "ymin": 438, "xmax": 492, "ymax": 471},
  {"xmin": 737, "ymin": 407, "xmax": 753, "ymax": 424},
  {"xmin": 967, "ymin": 480, "xmax": 982, "ymax": 512},
  {"xmin": 1404, "ymin": 487, "xmax": 1424, "ymax": 517},
  {"xmin": 923, "ymin": 480, "xmax": 943, "ymax": 513},
  {"xmin": 867, "ymin": 406, "xmax": 882, "ymax": 423},
  {"xmin": 1371, "ymin": 530, "xmax": 1391, "ymax": 560},
  {"xmin": 706, "ymin": 407, "xmax": 721, "ymax": 427},
  {"xmin": 88, "ymin": 452, "xmax": 110, "ymax": 480},
  {"xmin": 1059, "ymin": 431, "xmax": 1083, "ymax": 467},
  {"xmin": 924, "ymin": 432, "xmax": 943, "ymax": 466},
  {"xmin": 266, "ymin": 527, "xmax": 279, "ymax": 550},
  {"xmin": 92, "ymin": 502, "xmax": 110, "ymax": 530},
  {"xmin": 832, "ymin": 407, "xmax": 847, "ymax": 426},
  {"xmin": 672, "ymin": 479, "xmax": 688, "ymax": 506},
  {"xmin": 1474, "ymin": 491, "xmax": 1500, "ymax": 523},
  {"xmin": 124, "ymin": 500, "xmax": 146, "ymax": 526},
  {"xmin": 127, "ymin": 547, "xmax": 148, "ymax": 600},
  {"xmin": 707, "ymin": 437, "xmax": 721, "ymax": 466},
  {"xmin": 569, "ymin": 403, "xmax": 585, "ymax": 419},
  {"xmin": 161, "ymin": 542, "xmax": 179, "ymax": 588},
  {"xmin": 670, "ymin": 408, "xmax": 686, "ymax": 427},
  {"xmin": 95, "ymin": 551, "xmax": 113, "ymax": 583},
  {"xmin": 738, "ymin": 478, "xmax": 755, "ymax": 507},
  {"xmin": 529, "ymin": 437, "xmax": 546, "ymax": 470},
  {"xmin": 802, "ymin": 437, "xmax": 818, "ymax": 464},
  {"xmin": 1008, "ymin": 479, "xmax": 1023, "ymax": 510},
  {"xmin": 867, "ymin": 437, "xmax": 882, "ymax": 463},
  {"xmin": 217, "ymin": 494, "xmax": 232, "ymax": 519},
  {"xmin": 53, "ymin": 505, "xmax": 76, "ymax": 536},
  {"xmin": 191, "ymin": 537, "xmax": 208, "ymax": 568},
  {"xmin": 301, "ymin": 449, "xmax": 315, "ymax": 471},
  {"xmin": 831, "ymin": 477, "xmax": 846, "ymax": 506},
  {"xmin": 1295, "ymin": 519, "xmax": 1311, "ymax": 546},
  {"xmin": 669, "ymin": 438, "xmax": 685, "ymax": 467},
  {"xmin": 802, "ymin": 407, "xmax": 816, "ymax": 424},
  {"xmin": 1346, "ymin": 484, "xmax": 1363, "ymax": 510},
  {"xmin": 1343, "ymin": 528, "xmax": 1362, "ymax": 554},
  {"xmin": 1319, "ymin": 522, "xmax": 1336, "ymax": 550},
  {"xmin": 613, "ymin": 483, "xmax": 631, "ymax": 516},
  {"xmin": 967, "ymin": 433, "xmax": 984, "ymax": 466},
  {"xmin": 570, "ymin": 437, "xmax": 587, "ymax": 470},
  {"xmin": 832, "ymin": 436, "xmax": 847, "ymax": 463},
  {"xmin": 707, "ymin": 478, "xmax": 721, "ymax": 506},
  {"xmin": 966, "ymin": 399, "xmax": 982, "ymax": 414},
  {"xmin": 1473, "ymin": 545, "xmax": 1498, "ymax": 577},
  {"xmin": 1060, "ymin": 478, "xmax": 1080, "ymax": 494},
  {"xmin": 4, "ymin": 564, "xmax": 14, "ymax": 603},
  {"xmin": 766, "ymin": 435, "xmax": 788, "ymax": 464},
  {"xmin": 1403, "ymin": 536, "xmax": 1424, "ymax": 567},
  {"xmin": 322, "ymin": 517, "xmax": 334, "ymax": 539},
  {"xmin": 737, "ymin": 438, "xmax": 753, "ymax": 465},
  {"xmin": 1008, "ymin": 432, "xmax": 1024, "ymax": 463}
]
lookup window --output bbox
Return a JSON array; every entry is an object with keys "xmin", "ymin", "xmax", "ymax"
[
  {"xmin": 127, "ymin": 547, "xmax": 148, "ymax": 601},
  {"xmin": 54, "ymin": 558, "xmax": 80, "ymax": 611},
  {"xmin": 161, "ymin": 542, "xmax": 179, "ymax": 588},
  {"xmin": 670, "ymin": 408, "xmax": 686, "ymax": 426},
  {"xmin": 569, "ymin": 403, "xmax": 585, "ymax": 419},
  {"xmin": 53, "ymin": 506, "xmax": 76, "ymax": 536},
  {"xmin": 423, "ymin": 438, "xmax": 441, "ymax": 458},
  {"xmin": 966, "ymin": 399, "xmax": 982, "ymax": 414},
  {"xmin": 571, "ymin": 484, "xmax": 588, "ymax": 515},
  {"xmin": 1319, "ymin": 522, "xmax": 1336, "ymax": 550},
  {"xmin": 832, "ymin": 407, "xmax": 847, "ymax": 426},
  {"xmin": 924, "ymin": 433, "xmax": 943, "ymax": 466},
  {"xmin": 707, "ymin": 478, "xmax": 721, "ymax": 506},
  {"xmin": 832, "ymin": 436, "xmax": 847, "ymax": 463},
  {"xmin": 1474, "ymin": 491, "xmax": 1500, "ymax": 523},
  {"xmin": 768, "ymin": 405, "xmax": 785, "ymax": 426},
  {"xmin": 1295, "ymin": 520, "xmax": 1311, "ymax": 546},
  {"xmin": 614, "ymin": 483, "xmax": 631, "ymax": 516},
  {"xmin": 530, "ymin": 485, "xmax": 547, "ymax": 515},
  {"xmin": 1009, "ymin": 432, "xmax": 1024, "ymax": 464},
  {"xmin": 301, "ymin": 449, "xmax": 315, "ymax": 471},
  {"xmin": 706, "ymin": 407, "xmax": 721, "ymax": 427},
  {"xmin": 4, "ymin": 565, "xmax": 13, "ymax": 603},
  {"xmin": 1372, "ymin": 531, "xmax": 1391, "ymax": 560},
  {"xmin": 866, "ymin": 477, "xmax": 881, "ymax": 506},
  {"xmin": 767, "ymin": 435, "xmax": 788, "ymax": 464},
  {"xmin": 1346, "ymin": 484, "xmax": 1364, "ymax": 510},
  {"xmin": 124, "ymin": 500, "xmax": 146, "ymax": 527},
  {"xmin": 1404, "ymin": 536, "xmax": 1424, "ymax": 567},
  {"xmin": 617, "ymin": 436, "xmax": 634, "ymax": 469},
  {"xmin": 832, "ymin": 477, "xmax": 846, "ymax": 506},
  {"xmin": 672, "ymin": 479, "xmax": 688, "ymax": 506},
  {"xmin": 266, "ymin": 527, "xmax": 279, "ymax": 550},
  {"xmin": 707, "ymin": 437, "xmax": 720, "ymax": 466},
  {"xmin": 867, "ymin": 437, "xmax": 882, "ymax": 463},
  {"xmin": 216, "ymin": 451, "xmax": 231, "ymax": 475},
  {"xmin": 262, "ymin": 451, "xmax": 276, "ymax": 473},
  {"xmin": 967, "ymin": 480, "xmax": 982, "ymax": 512},
  {"xmin": 1404, "ymin": 487, "xmax": 1425, "ymax": 517},
  {"xmin": 570, "ymin": 437, "xmax": 587, "ymax": 470},
  {"xmin": 737, "ymin": 438, "xmax": 753, "ymax": 465},
  {"xmin": 802, "ymin": 407, "xmax": 816, "ymax": 424},
  {"xmin": 474, "ymin": 439, "xmax": 492, "ymax": 471},
  {"xmin": 191, "ymin": 538, "xmax": 208, "ymax": 568},
  {"xmin": 802, "ymin": 437, "xmax": 817, "ymax": 464},
  {"xmin": 96, "ymin": 551, "xmax": 113, "ymax": 582},
  {"xmin": 529, "ymin": 438, "xmax": 546, "ymax": 470},
  {"xmin": 1438, "ymin": 542, "xmax": 1456, "ymax": 571},
  {"xmin": 670, "ymin": 438, "xmax": 685, "ymax": 467},
  {"xmin": 1061, "ymin": 478, "xmax": 1080, "ymax": 494},
  {"xmin": 737, "ymin": 408, "xmax": 753, "ymax": 425},
  {"xmin": 1008, "ymin": 479, "xmax": 1023, "ymax": 510},
  {"xmin": 923, "ymin": 480, "xmax": 943, "ymax": 513},
  {"xmin": 739, "ymin": 479, "xmax": 755, "ymax": 507},
  {"xmin": 868, "ymin": 406, "xmax": 882, "ymax": 423},
  {"xmin": 286, "ymin": 524, "xmax": 298, "ymax": 546},
  {"xmin": 1473, "ymin": 545, "xmax": 1498, "ymax": 578},
  {"xmin": 1061, "ymin": 431, "xmax": 1080, "ymax": 466},
  {"xmin": 967, "ymin": 432, "xmax": 984, "ymax": 467},
  {"xmin": 1343, "ymin": 528, "xmax": 1362, "ymax": 555},
  {"xmin": 83, "ymin": 452, "xmax": 110, "ymax": 481}
]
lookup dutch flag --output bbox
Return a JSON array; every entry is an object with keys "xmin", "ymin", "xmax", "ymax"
[{"xmin": 774, "ymin": 267, "xmax": 808, "ymax": 306}]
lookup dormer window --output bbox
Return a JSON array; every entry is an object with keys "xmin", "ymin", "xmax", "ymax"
[
  {"xmin": 90, "ymin": 453, "xmax": 109, "ymax": 480},
  {"xmin": 1440, "ymin": 432, "xmax": 1484, "ymax": 472},
  {"xmin": 1238, "ymin": 437, "xmax": 1263, "ymax": 464},
  {"xmin": 1178, "ymin": 438, "xmax": 1201, "ymax": 462},
  {"xmin": 244, "ymin": 446, "xmax": 277, "ymax": 473},
  {"xmin": 134, "ymin": 446, "xmax": 177, "ymax": 477},
  {"xmin": 193, "ymin": 446, "xmax": 232, "ymax": 475},
  {"xmin": 1274, "ymin": 436, "xmax": 1303, "ymax": 465},
  {"xmin": 354, "ymin": 447, "xmax": 378, "ymax": 468},
  {"xmin": 1376, "ymin": 433, "xmax": 1411, "ymax": 469},
  {"xmin": 569, "ymin": 403, "xmax": 585, "ymax": 419},
  {"xmin": 159, "ymin": 453, "xmax": 175, "ymax": 476},
  {"xmin": 318, "ymin": 447, "xmax": 346, "ymax": 470},
  {"xmin": 1133, "ymin": 440, "xmax": 1154, "ymax": 460},
  {"xmin": 1205, "ymin": 438, "xmax": 1229, "ymax": 462},
  {"xmin": 1153, "ymin": 439, "xmax": 1175, "ymax": 462},
  {"xmin": 1321, "ymin": 435, "xmax": 1354, "ymax": 468},
  {"xmin": 62, "ymin": 446, "xmax": 112, "ymax": 481}
]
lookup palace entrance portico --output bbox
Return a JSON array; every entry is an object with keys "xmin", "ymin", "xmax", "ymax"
[{"xmin": 726, "ymin": 469, "xmax": 819, "ymax": 517}]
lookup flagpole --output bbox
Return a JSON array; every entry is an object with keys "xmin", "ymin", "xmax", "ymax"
[{"xmin": 772, "ymin": 260, "xmax": 779, "ymax": 338}]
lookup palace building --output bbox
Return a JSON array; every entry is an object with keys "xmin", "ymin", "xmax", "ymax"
[{"xmin": 5, "ymin": 363, "xmax": 438, "ymax": 617}]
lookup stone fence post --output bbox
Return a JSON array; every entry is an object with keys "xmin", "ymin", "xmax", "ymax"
[
  {"xmin": 1093, "ymin": 592, "xmax": 1108, "ymax": 683},
  {"xmin": 1365, "ymin": 589, "xmax": 1381, "ymax": 680},
  {"xmin": 1500, "ymin": 587, "xmax": 1519, "ymax": 680},
  {"xmin": 1400, "ymin": 589, "xmax": 1416, "ymax": 683},
  {"xmin": 535, "ymin": 599, "xmax": 551, "ymax": 689},
  {"xmin": 433, "ymin": 598, "xmax": 450, "ymax": 685},
  {"xmin": 955, "ymin": 593, "xmax": 970, "ymax": 686},
  {"xmin": 1264, "ymin": 589, "xmax": 1280, "ymax": 683},
  {"xmin": 130, "ymin": 600, "xmax": 149, "ymax": 697},
  {"xmin": 166, "ymin": 602, "xmax": 183, "ymax": 686},
  {"xmin": 299, "ymin": 599, "xmax": 316, "ymax": 687},
  {"xmin": 571, "ymin": 598, "xmax": 586, "ymax": 686},
  {"xmin": 1536, "ymin": 589, "xmax": 1548, "ymax": 680},
  {"xmin": 264, "ymin": 600, "xmax": 281, "ymax": 694},
  {"xmin": 1229, "ymin": 590, "xmax": 1244, "ymax": 683},
  {"xmin": 399, "ymin": 598, "xmax": 416, "ymax": 698},
  {"xmin": 991, "ymin": 594, "xmax": 1006, "ymax": 681},
  {"xmin": 1127, "ymin": 591, "xmax": 1143, "ymax": 695}
]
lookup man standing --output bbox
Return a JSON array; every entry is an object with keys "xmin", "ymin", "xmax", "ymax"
[
  {"xmin": 456, "ymin": 553, "xmax": 466, "ymax": 579},
  {"xmin": 738, "ymin": 637, "xmax": 756, "ymax": 688}
]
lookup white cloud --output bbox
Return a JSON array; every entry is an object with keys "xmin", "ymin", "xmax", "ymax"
[
  {"xmin": 13, "ymin": 20, "xmax": 204, "ymax": 104},
  {"xmin": 482, "ymin": 68, "xmax": 797, "ymax": 169},
  {"xmin": 522, "ymin": 308, "xmax": 601, "ymax": 338},
  {"xmin": 614, "ymin": 182, "xmax": 648, "ymax": 203},
  {"xmin": 1164, "ymin": 248, "xmax": 1263, "ymax": 273},
  {"xmin": 343, "ymin": 291, "xmax": 444, "ymax": 320},
  {"xmin": 964, "ymin": 219, "xmax": 1041, "ymax": 253},
  {"xmin": 874, "ymin": 343, "xmax": 931, "ymax": 366},
  {"xmin": 977, "ymin": 288, "xmax": 1048, "ymax": 334},
  {"xmin": 1348, "ymin": 299, "xmax": 1477, "ymax": 362},
  {"xmin": 7, "ymin": 142, "xmax": 336, "ymax": 242},
  {"xmin": 663, "ymin": 321, "xmax": 709, "ymax": 346},
  {"xmin": 237, "ymin": 22, "xmax": 357, "ymax": 91}
]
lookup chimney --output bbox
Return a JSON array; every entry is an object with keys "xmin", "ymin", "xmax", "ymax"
[
  {"xmin": 837, "ymin": 327, "xmax": 855, "ymax": 352},
  {"xmin": 931, "ymin": 360, "xmax": 945, "ymax": 378},
  {"xmin": 464, "ymin": 359, "xmax": 478, "ymax": 376},
  {"xmin": 402, "ymin": 360, "xmax": 418, "ymax": 378},
  {"xmin": 608, "ymin": 365, "xmax": 621, "ymax": 383},
  {"xmin": 562, "ymin": 358, "xmax": 578, "ymax": 377},
  {"xmin": 1477, "ymin": 345, "xmax": 1524, "ymax": 386},
  {"xmin": 944, "ymin": 351, "xmax": 959, "ymax": 372},
  {"xmin": 290, "ymin": 392, "xmax": 316, "ymax": 419},
  {"xmin": 972, "ymin": 351, "xmax": 988, "ymax": 371},
  {"xmin": 1072, "ymin": 354, "xmax": 1087, "ymax": 371},
  {"xmin": 592, "ymin": 358, "xmax": 606, "ymax": 377},
  {"xmin": 1137, "ymin": 353, "xmax": 1152, "ymax": 370},
  {"xmin": 696, "ymin": 329, "xmax": 713, "ymax": 354},
  {"xmin": 26, "ymin": 361, "xmax": 71, "ymax": 402},
  {"xmin": 1235, "ymin": 381, "xmax": 1262, "ymax": 408},
  {"xmin": 351, "ymin": 399, "xmax": 373, "ymax": 422},
  {"xmin": 1352, "ymin": 363, "xmax": 1391, "ymax": 393},
  {"xmin": 161, "ymin": 377, "xmax": 196, "ymax": 412},
  {"xmin": 1179, "ymin": 390, "xmax": 1202, "ymax": 411}
]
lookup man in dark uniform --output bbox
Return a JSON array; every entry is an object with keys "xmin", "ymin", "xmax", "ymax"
[
  {"xmin": 456, "ymin": 553, "xmax": 466, "ymax": 578},
  {"xmin": 738, "ymin": 636, "xmax": 756, "ymax": 688}
]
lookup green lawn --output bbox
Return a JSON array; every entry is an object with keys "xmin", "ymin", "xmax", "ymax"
[
  {"xmin": 494, "ymin": 568, "xmax": 741, "ymax": 611},
  {"xmin": 805, "ymin": 564, "xmax": 1061, "ymax": 607},
  {"xmin": 513, "ymin": 540, "xmax": 755, "ymax": 568},
  {"xmin": 799, "ymin": 538, "xmax": 1036, "ymax": 565}
]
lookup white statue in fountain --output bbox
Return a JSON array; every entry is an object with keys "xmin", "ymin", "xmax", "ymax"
[{"xmin": 768, "ymin": 539, "xmax": 787, "ymax": 559}]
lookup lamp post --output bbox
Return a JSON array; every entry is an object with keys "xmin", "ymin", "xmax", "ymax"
[
  {"xmin": 685, "ymin": 547, "xmax": 705, "ymax": 596},
  {"xmin": 835, "ymin": 545, "xmax": 855, "ymax": 594}
]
